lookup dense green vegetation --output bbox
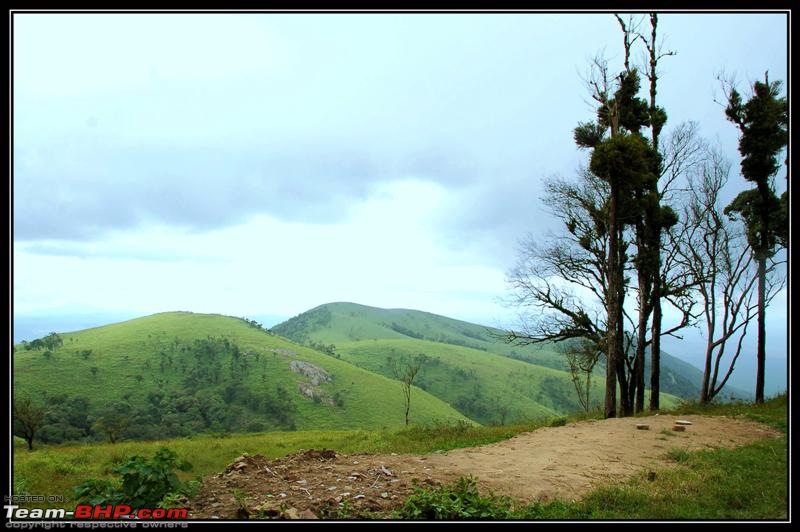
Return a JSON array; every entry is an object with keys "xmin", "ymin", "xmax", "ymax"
[
  {"xmin": 13, "ymin": 312, "xmax": 470, "ymax": 446},
  {"xmin": 339, "ymin": 339, "xmax": 595, "ymax": 423}
]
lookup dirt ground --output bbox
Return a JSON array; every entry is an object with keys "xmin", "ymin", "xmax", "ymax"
[{"xmin": 186, "ymin": 414, "xmax": 781, "ymax": 519}]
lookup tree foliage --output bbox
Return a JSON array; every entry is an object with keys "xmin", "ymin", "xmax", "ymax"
[{"xmin": 13, "ymin": 395, "xmax": 46, "ymax": 450}]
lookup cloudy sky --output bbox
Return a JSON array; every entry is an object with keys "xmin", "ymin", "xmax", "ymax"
[{"xmin": 11, "ymin": 12, "xmax": 789, "ymax": 388}]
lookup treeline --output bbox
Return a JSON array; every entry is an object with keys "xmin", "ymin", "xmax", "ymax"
[{"xmin": 17, "ymin": 332, "xmax": 64, "ymax": 352}]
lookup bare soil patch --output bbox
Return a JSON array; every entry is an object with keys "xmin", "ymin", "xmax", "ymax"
[{"xmin": 187, "ymin": 414, "xmax": 780, "ymax": 519}]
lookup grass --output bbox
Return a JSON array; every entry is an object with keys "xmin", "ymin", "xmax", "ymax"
[
  {"xmin": 669, "ymin": 393, "xmax": 788, "ymax": 433},
  {"xmin": 529, "ymin": 436, "xmax": 787, "ymax": 519}
]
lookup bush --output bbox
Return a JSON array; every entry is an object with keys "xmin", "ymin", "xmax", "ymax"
[
  {"xmin": 396, "ymin": 476, "xmax": 515, "ymax": 520},
  {"xmin": 74, "ymin": 448, "xmax": 192, "ymax": 508}
]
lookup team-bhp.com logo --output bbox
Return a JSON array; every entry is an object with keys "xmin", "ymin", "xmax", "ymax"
[{"xmin": 5, "ymin": 504, "xmax": 188, "ymax": 520}]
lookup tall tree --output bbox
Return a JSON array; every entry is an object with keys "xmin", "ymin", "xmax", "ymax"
[
  {"xmin": 636, "ymin": 13, "xmax": 678, "ymax": 412},
  {"xmin": 508, "ymin": 15, "xmax": 695, "ymax": 417},
  {"xmin": 574, "ymin": 37, "xmax": 658, "ymax": 417},
  {"xmin": 722, "ymin": 73, "xmax": 788, "ymax": 403},
  {"xmin": 675, "ymin": 146, "xmax": 783, "ymax": 404}
]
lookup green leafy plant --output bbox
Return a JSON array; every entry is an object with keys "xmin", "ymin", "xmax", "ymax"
[
  {"xmin": 74, "ymin": 447, "xmax": 192, "ymax": 508},
  {"xmin": 396, "ymin": 476, "xmax": 515, "ymax": 520}
]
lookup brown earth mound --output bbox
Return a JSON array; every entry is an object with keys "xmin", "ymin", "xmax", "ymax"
[{"xmin": 187, "ymin": 414, "xmax": 780, "ymax": 520}]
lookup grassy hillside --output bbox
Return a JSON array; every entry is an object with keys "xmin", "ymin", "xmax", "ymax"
[
  {"xmin": 339, "ymin": 338, "xmax": 582, "ymax": 423},
  {"xmin": 13, "ymin": 312, "xmax": 471, "ymax": 445},
  {"xmin": 272, "ymin": 302, "xmax": 750, "ymax": 402},
  {"xmin": 272, "ymin": 302, "xmax": 566, "ymax": 370},
  {"xmin": 273, "ymin": 303, "xmax": 682, "ymax": 423}
]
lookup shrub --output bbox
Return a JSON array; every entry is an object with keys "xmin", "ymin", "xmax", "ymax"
[
  {"xmin": 74, "ymin": 448, "xmax": 192, "ymax": 508},
  {"xmin": 396, "ymin": 476, "xmax": 515, "ymax": 520}
]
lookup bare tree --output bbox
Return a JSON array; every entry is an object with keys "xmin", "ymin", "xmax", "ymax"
[
  {"xmin": 505, "ymin": 171, "xmax": 616, "ymax": 413},
  {"xmin": 562, "ymin": 339, "xmax": 602, "ymax": 413},
  {"xmin": 392, "ymin": 355, "xmax": 425, "ymax": 426},
  {"xmin": 674, "ymin": 147, "xmax": 785, "ymax": 404},
  {"xmin": 505, "ymin": 171, "xmax": 610, "ymax": 346}
]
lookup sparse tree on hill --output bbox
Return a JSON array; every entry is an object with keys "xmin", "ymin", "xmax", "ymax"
[
  {"xmin": 13, "ymin": 395, "xmax": 46, "ymax": 450},
  {"xmin": 392, "ymin": 355, "xmax": 425, "ymax": 426}
]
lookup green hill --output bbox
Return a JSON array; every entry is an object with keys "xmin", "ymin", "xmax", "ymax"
[
  {"xmin": 271, "ymin": 302, "xmax": 723, "ymax": 401},
  {"xmin": 272, "ymin": 303, "xmax": 684, "ymax": 423},
  {"xmin": 13, "ymin": 312, "xmax": 471, "ymax": 445},
  {"xmin": 271, "ymin": 302, "xmax": 566, "ymax": 368}
]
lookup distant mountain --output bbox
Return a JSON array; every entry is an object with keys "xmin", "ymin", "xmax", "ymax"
[
  {"xmin": 272, "ymin": 302, "xmax": 693, "ymax": 423},
  {"xmin": 666, "ymin": 351, "xmax": 786, "ymax": 400},
  {"xmin": 13, "ymin": 312, "xmax": 470, "ymax": 445}
]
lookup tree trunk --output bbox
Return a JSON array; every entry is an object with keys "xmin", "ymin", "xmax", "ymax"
[
  {"xmin": 27, "ymin": 436, "xmax": 34, "ymax": 451},
  {"xmin": 634, "ymin": 252, "xmax": 649, "ymax": 413},
  {"xmin": 700, "ymin": 341, "xmax": 714, "ymax": 405},
  {"xmin": 649, "ymin": 281, "xmax": 662, "ymax": 410},
  {"xmin": 755, "ymin": 255, "xmax": 766, "ymax": 403},
  {"xmin": 617, "ymin": 351, "xmax": 631, "ymax": 416},
  {"xmin": 617, "ymin": 227, "xmax": 633, "ymax": 417},
  {"xmin": 605, "ymin": 186, "xmax": 620, "ymax": 419}
]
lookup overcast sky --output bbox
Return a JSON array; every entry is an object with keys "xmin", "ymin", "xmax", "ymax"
[{"xmin": 11, "ymin": 12, "xmax": 789, "ymax": 384}]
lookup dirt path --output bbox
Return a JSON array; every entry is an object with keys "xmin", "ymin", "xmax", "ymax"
[{"xmin": 187, "ymin": 414, "xmax": 780, "ymax": 519}]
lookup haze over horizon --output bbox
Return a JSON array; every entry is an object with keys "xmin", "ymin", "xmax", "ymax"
[{"xmin": 12, "ymin": 12, "xmax": 789, "ymax": 395}]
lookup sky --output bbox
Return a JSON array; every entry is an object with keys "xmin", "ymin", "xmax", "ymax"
[{"xmin": 11, "ymin": 12, "xmax": 789, "ymax": 391}]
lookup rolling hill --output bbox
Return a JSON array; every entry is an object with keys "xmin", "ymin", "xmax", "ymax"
[
  {"xmin": 270, "ymin": 302, "xmax": 735, "ymax": 402},
  {"xmin": 272, "ymin": 302, "xmax": 687, "ymax": 423},
  {"xmin": 12, "ymin": 312, "xmax": 471, "ymax": 445}
]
